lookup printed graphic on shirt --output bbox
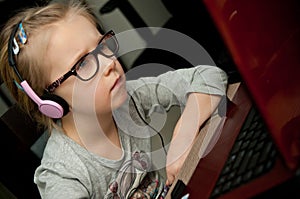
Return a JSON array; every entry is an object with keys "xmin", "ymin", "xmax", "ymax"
[{"xmin": 104, "ymin": 151, "xmax": 164, "ymax": 199}]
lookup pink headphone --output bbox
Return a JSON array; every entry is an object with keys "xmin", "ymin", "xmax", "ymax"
[{"xmin": 7, "ymin": 21, "xmax": 69, "ymax": 118}]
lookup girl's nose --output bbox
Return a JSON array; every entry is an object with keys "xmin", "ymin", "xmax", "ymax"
[{"xmin": 103, "ymin": 59, "xmax": 116, "ymax": 76}]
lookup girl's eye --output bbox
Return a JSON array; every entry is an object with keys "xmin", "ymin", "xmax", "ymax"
[
  {"xmin": 76, "ymin": 55, "xmax": 91, "ymax": 70},
  {"xmin": 78, "ymin": 59, "xmax": 88, "ymax": 68},
  {"xmin": 75, "ymin": 54, "xmax": 97, "ymax": 80}
]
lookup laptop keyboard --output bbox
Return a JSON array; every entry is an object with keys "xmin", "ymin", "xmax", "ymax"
[{"xmin": 210, "ymin": 106, "xmax": 278, "ymax": 198}]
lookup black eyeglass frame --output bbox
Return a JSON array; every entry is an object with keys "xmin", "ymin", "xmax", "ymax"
[{"xmin": 46, "ymin": 30, "xmax": 118, "ymax": 93}]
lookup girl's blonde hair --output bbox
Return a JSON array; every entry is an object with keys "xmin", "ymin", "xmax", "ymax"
[{"xmin": 0, "ymin": 0, "xmax": 100, "ymax": 132}]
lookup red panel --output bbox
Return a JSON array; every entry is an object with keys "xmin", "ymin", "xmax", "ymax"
[{"xmin": 203, "ymin": 0, "xmax": 300, "ymax": 170}]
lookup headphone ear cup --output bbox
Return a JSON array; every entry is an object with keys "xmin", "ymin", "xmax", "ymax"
[{"xmin": 41, "ymin": 93, "xmax": 69, "ymax": 118}]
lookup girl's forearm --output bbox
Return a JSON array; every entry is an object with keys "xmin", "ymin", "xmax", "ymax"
[{"xmin": 167, "ymin": 92, "xmax": 222, "ymax": 165}]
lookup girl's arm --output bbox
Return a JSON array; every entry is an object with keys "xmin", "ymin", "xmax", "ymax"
[
  {"xmin": 165, "ymin": 92, "xmax": 222, "ymax": 185},
  {"xmin": 126, "ymin": 65, "xmax": 228, "ymax": 184}
]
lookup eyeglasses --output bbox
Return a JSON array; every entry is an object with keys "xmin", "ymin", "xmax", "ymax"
[{"xmin": 46, "ymin": 30, "xmax": 119, "ymax": 93}]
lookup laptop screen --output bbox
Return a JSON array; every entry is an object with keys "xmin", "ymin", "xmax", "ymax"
[{"xmin": 202, "ymin": 0, "xmax": 300, "ymax": 170}]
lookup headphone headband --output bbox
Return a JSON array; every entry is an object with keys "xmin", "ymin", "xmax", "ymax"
[{"xmin": 8, "ymin": 21, "xmax": 23, "ymax": 80}]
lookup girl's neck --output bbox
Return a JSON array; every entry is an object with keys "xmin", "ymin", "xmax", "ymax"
[{"xmin": 61, "ymin": 111, "xmax": 122, "ymax": 160}]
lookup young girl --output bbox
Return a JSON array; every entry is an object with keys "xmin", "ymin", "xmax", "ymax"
[{"xmin": 0, "ymin": 1, "xmax": 227, "ymax": 198}]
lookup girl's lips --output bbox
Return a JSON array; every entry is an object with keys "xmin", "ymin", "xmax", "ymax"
[{"xmin": 111, "ymin": 76, "xmax": 123, "ymax": 91}]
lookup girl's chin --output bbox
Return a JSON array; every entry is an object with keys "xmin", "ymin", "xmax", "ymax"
[{"xmin": 111, "ymin": 87, "xmax": 128, "ymax": 109}]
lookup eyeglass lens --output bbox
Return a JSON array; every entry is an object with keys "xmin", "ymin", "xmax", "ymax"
[{"xmin": 96, "ymin": 33, "xmax": 118, "ymax": 57}]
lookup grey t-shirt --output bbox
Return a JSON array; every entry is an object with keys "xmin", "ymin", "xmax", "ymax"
[{"xmin": 34, "ymin": 65, "xmax": 228, "ymax": 198}]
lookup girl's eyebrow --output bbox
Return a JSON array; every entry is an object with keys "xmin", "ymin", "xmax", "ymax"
[
  {"xmin": 71, "ymin": 33, "xmax": 102, "ymax": 69},
  {"xmin": 70, "ymin": 51, "xmax": 86, "ymax": 70}
]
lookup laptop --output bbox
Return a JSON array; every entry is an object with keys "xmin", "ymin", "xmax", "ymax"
[{"xmin": 166, "ymin": 0, "xmax": 300, "ymax": 198}]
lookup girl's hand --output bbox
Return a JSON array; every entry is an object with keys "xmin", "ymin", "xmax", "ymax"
[{"xmin": 165, "ymin": 142, "xmax": 191, "ymax": 186}]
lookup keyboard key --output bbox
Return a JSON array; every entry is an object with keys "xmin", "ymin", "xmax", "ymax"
[
  {"xmin": 232, "ymin": 151, "xmax": 245, "ymax": 169},
  {"xmin": 231, "ymin": 140, "xmax": 243, "ymax": 154},
  {"xmin": 247, "ymin": 152, "xmax": 260, "ymax": 170},
  {"xmin": 231, "ymin": 175, "xmax": 242, "ymax": 187},
  {"xmin": 243, "ymin": 170, "xmax": 253, "ymax": 182},
  {"xmin": 238, "ymin": 150, "xmax": 253, "ymax": 175}
]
